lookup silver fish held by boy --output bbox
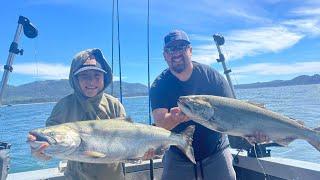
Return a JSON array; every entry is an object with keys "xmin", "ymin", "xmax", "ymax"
[
  {"xmin": 177, "ymin": 95, "xmax": 320, "ymax": 151},
  {"xmin": 27, "ymin": 118, "xmax": 195, "ymax": 164}
]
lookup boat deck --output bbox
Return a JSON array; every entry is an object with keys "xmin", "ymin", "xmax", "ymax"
[{"xmin": 7, "ymin": 149, "xmax": 320, "ymax": 180}]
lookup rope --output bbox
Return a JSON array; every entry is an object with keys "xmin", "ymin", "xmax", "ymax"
[
  {"xmin": 33, "ymin": 39, "xmax": 39, "ymax": 78},
  {"xmin": 253, "ymin": 145, "xmax": 269, "ymax": 180}
]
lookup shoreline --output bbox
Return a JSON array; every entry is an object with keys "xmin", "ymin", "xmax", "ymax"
[
  {"xmin": 1, "ymin": 95, "xmax": 149, "ymax": 107},
  {"xmin": 0, "ymin": 101, "xmax": 57, "ymax": 107}
]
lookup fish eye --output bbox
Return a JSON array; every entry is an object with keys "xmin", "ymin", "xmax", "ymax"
[{"xmin": 49, "ymin": 132, "xmax": 55, "ymax": 136}]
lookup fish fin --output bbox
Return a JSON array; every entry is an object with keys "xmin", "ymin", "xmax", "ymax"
[
  {"xmin": 216, "ymin": 127, "xmax": 227, "ymax": 133},
  {"xmin": 314, "ymin": 127, "xmax": 320, "ymax": 132},
  {"xmin": 84, "ymin": 151, "xmax": 106, "ymax": 158},
  {"xmin": 114, "ymin": 117, "xmax": 133, "ymax": 122},
  {"xmin": 154, "ymin": 145, "xmax": 167, "ymax": 156},
  {"xmin": 208, "ymin": 116, "xmax": 215, "ymax": 122},
  {"xmin": 307, "ymin": 138, "xmax": 320, "ymax": 152},
  {"xmin": 243, "ymin": 136, "xmax": 256, "ymax": 146},
  {"xmin": 308, "ymin": 128, "xmax": 320, "ymax": 151},
  {"xmin": 246, "ymin": 101, "xmax": 265, "ymax": 109},
  {"xmin": 124, "ymin": 117, "xmax": 133, "ymax": 122},
  {"xmin": 153, "ymin": 154, "xmax": 163, "ymax": 159},
  {"xmin": 293, "ymin": 118, "xmax": 304, "ymax": 126},
  {"xmin": 288, "ymin": 117, "xmax": 304, "ymax": 126},
  {"xmin": 175, "ymin": 125, "xmax": 196, "ymax": 164},
  {"xmin": 297, "ymin": 120, "xmax": 305, "ymax": 125},
  {"xmin": 274, "ymin": 137, "xmax": 296, "ymax": 147},
  {"xmin": 127, "ymin": 159, "xmax": 142, "ymax": 164}
]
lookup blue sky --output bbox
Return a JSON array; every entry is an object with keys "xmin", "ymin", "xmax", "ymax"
[{"xmin": 1, "ymin": 0, "xmax": 320, "ymax": 86}]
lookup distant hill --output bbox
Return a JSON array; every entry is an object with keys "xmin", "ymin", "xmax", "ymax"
[
  {"xmin": 105, "ymin": 81, "xmax": 149, "ymax": 97},
  {"xmin": 235, "ymin": 74, "xmax": 320, "ymax": 89},
  {"xmin": 2, "ymin": 80, "xmax": 148, "ymax": 105},
  {"xmin": 2, "ymin": 74, "xmax": 319, "ymax": 105}
]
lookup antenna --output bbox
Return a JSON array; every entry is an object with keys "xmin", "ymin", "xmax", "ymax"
[
  {"xmin": 0, "ymin": 16, "xmax": 38, "ymax": 105},
  {"xmin": 212, "ymin": 34, "xmax": 236, "ymax": 98}
]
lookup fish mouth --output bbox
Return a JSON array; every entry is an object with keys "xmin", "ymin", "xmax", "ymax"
[
  {"xmin": 28, "ymin": 131, "xmax": 57, "ymax": 145},
  {"xmin": 177, "ymin": 98, "xmax": 191, "ymax": 111}
]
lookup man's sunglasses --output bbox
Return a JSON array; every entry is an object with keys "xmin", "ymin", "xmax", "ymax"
[{"xmin": 165, "ymin": 44, "xmax": 190, "ymax": 54}]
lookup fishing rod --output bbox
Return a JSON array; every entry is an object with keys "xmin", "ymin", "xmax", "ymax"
[
  {"xmin": 212, "ymin": 34, "xmax": 236, "ymax": 98},
  {"xmin": 212, "ymin": 34, "xmax": 281, "ymax": 160},
  {"xmin": 0, "ymin": 16, "xmax": 38, "ymax": 105},
  {"xmin": 0, "ymin": 15, "xmax": 37, "ymax": 180},
  {"xmin": 146, "ymin": 0, "xmax": 155, "ymax": 179},
  {"xmin": 212, "ymin": 34, "xmax": 271, "ymax": 179}
]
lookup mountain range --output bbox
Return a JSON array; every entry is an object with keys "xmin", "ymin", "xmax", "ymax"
[
  {"xmin": 2, "ymin": 80, "xmax": 148, "ymax": 105},
  {"xmin": 1, "ymin": 74, "xmax": 319, "ymax": 105},
  {"xmin": 234, "ymin": 74, "xmax": 320, "ymax": 89}
]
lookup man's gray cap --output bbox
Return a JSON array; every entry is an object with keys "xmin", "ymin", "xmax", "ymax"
[{"xmin": 164, "ymin": 29, "xmax": 190, "ymax": 47}]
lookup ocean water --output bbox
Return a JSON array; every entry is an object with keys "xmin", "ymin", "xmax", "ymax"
[{"xmin": 0, "ymin": 84, "xmax": 319, "ymax": 173}]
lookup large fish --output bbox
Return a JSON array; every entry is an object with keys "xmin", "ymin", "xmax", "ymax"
[
  {"xmin": 27, "ymin": 118, "xmax": 195, "ymax": 163},
  {"xmin": 177, "ymin": 95, "xmax": 320, "ymax": 151}
]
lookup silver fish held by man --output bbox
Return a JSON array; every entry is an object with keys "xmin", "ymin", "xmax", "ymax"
[
  {"xmin": 27, "ymin": 118, "xmax": 195, "ymax": 164},
  {"xmin": 177, "ymin": 95, "xmax": 320, "ymax": 151}
]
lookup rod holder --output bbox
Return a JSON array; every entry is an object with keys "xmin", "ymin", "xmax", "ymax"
[{"xmin": 0, "ymin": 16, "xmax": 38, "ymax": 105}]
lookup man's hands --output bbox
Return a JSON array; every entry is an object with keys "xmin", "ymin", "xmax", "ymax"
[
  {"xmin": 169, "ymin": 107, "xmax": 189, "ymax": 124},
  {"xmin": 142, "ymin": 148, "xmax": 156, "ymax": 160},
  {"xmin": 153, "ymin": 107, "xmax": 189, "ymax": 130},
  {"xmin": 27, "ymin": 134, "xmax": 52, "ymax": 161},
  {"xmin": 246, "ymin": 131, "xmax": 270, "ymax": 144}
]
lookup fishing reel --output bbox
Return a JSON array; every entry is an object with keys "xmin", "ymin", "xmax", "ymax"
[
  {"xmin": 19, "ymin": 16, "xmax": 38, "ymax": 39},
  {"xmin": 213, "ymin": 34, "xmax": 225, "ymax": 46},
  {"xmin": 9, "ymin": 16, "xmax": 38, "ymax": 56}
]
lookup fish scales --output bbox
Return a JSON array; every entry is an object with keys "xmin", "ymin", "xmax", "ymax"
[
  {"xmin": 178, "ymin": 95, "xmax": 320, "ymax": 151},
  {"xmin": 28, "ymin": 118, "xmax": 196, "ymax": 164}
]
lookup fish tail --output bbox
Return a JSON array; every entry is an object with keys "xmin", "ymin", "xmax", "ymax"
[
  {"xmin": 176, "ymin": 125, "xmax": 196, "ymax": 164},
  {"xmin": 307, "ymin": 128, "xmax": 320, "ymax": 152},
  {"xmin": 308, "ymin": 139, "xmax": 320, "ymax": 152}
]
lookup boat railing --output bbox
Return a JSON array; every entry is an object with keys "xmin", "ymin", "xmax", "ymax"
[{"xmin": 6, "ymin": 149, "xmax": 320, "ymax": 180}]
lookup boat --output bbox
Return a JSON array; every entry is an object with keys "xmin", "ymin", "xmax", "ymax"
[{"xmin": 5, "ymin": 149, "xmax": 320, "ymax": 180}]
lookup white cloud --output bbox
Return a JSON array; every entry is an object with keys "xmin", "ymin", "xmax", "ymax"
[
  {"xmin": 282, "ymin": 18, "xmax": 320, "ymax": 36},
  {"xmin": 112, "ymin": 76, "xmax": 127, "ymax": 81},
  {"xmin": 233, "ymin": 61, "xmax": 320, "ymax": 75},
  {"xmin": 284, "ymin": 7, "xmax": 320, "ymax": 36},
  {"xmin": 226, "ymin": 27, "xmax": 303, "ymax": 59},
  {"xmin": 12, "ymin": 63, "xmax": 70, "ymax": 79},
  {"xmin": 226, "ymin": 8, "xmax": 271, "ymax": 24},
  {"xmin": 191, "ymin": 26, "xmax": 303, "ymax": 64},
  {"xmin": 291, "ymin": 8, "xmax": 320, "ymax": 16},
  {"xmin": 2, "ymin": 62, "xmax": 125, "ymax": 82},
  {"xmin": 190, "ymin": 8, "xmax": 319, "ymax": 63}
]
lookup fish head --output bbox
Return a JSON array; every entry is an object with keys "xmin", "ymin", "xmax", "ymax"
[
  {"xmin": 28, "ymin": 125, "xmax": 81, "ymax": 156},
  {"xmin": 178, "ymin": 95, "xmax": 215, "ymax": 121}
]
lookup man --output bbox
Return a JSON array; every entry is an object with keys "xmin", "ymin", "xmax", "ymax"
[
  {"xmin": 150, "ymin": 30, "xmax": 236, "ymax": 180},
  {"xmin": 28, "ymin": 48, "xmax": 127, "ymax": 180}
]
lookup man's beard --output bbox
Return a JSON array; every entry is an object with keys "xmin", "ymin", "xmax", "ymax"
[
  {"xmin": 172, "ymin": 63, "xmax": 186, "ymax": 73},
  {"xmin": 171, "ymin": 57, "xmax": 187, "ymax": 73}
]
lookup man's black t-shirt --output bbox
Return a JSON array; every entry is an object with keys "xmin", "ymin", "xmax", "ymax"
[{"xmin": 150, "ymin": 61, "xmax": 233, "ymax": 161}]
